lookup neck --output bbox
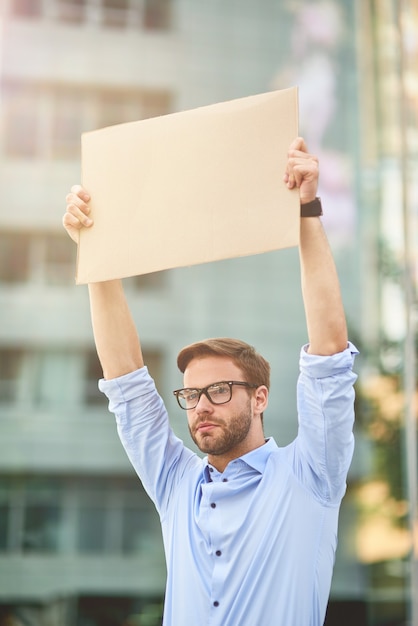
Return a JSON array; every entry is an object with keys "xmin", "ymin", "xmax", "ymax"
[{"xmin": 208, "ymin": 437, "xmax": 266, "ymax": 473}]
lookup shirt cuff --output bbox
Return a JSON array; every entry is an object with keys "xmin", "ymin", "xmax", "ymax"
[
  {"xmin": 299, "ymin": 341, "xmax": 359, "ymax": 379},
  {"xmin": 98, "ymin": 366, "xmax": 155, "ymax": 403}
]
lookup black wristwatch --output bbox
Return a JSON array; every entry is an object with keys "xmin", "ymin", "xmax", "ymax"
[{"xmin": 300, "ymin": 197, "xmax": 323, "ymax": 217}]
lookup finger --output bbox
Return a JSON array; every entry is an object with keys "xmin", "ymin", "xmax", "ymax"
[
  {"xmin": 288, "ymin": 155, "xmax": 318, "ymax": 175},
  {"xmin": 66, "ymin": 187, "xmax": 91, "ymax": 210},
  {"xmin": 71, "ymin": 184, "xmax": 90, "ymax": 202},
  {"xmin": 285, "ymin": 163, "xmax": 318, "ymax": 198},
  {"xmin": 291, "ymin": 164, "xmax": 317, "ymax": 189},
  {"xmin": 288, "ymin": 151, "xmax": 318, "ymax": 166},
  {"xmin": 284, "ymin": 158, "xmax": 296, "ymax": 188},
  {"xmin": 286, "ymin": 156, "xmax": 306, "ymax": 189},
  {"xmin": 285, "ymin": 138, "xmax": 310, "ymax": 188},
  {"xmin": 65, "ymin": 198, "xmax": 93, "ymax": 227},
  {"xmin": 291, "ymin": 167, "xmax": 304, "ymax": 189},
  {"xmin": 62, "ymin": 213, "xmax": 81, "ymax": 244},
  {"xmin": 288, "ymin": 136, "xmax": 308, "ymax": 154},
  {"xmin": 66, "ymin": 192, "xmax": 89, "ymax": 213},
  {"xmin": 66, "ymin": 189, "xmax": 93, "ymax": 224},
  {"xmin": 63, "ymin": 211, "xmax": 84, "ymax": 231},
  {"xmin": 286, "ymin": 174, "xmax": 295, "ymax": 189}
]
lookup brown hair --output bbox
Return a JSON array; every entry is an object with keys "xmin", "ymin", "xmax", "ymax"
[{"xmin": 177, "ymin": 337, "xmax": 270, "ymax": 390}]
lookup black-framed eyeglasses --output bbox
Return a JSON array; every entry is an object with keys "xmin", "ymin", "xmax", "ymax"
[{"xmin": 173, "ymin": 380, "xmax": 258, "ymax": 410}]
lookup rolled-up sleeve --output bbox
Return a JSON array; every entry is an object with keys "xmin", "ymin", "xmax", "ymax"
[
  {"xmin": 293, "ymin": 342, "xmax": 359, "ymax": 504},
  {"xmin": 99, "ymin": 367, "xmax": 197, "ymax": 515}
]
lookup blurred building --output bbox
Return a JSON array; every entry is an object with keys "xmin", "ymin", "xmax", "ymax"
[{"xmin": 0, "ymin": 1, "xmax": 416, "ymax": 625}]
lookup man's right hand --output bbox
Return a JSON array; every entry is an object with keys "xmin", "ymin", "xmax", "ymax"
[{"xmin": 63, "ymin": 185, "xmax": 93, "ymax": 244}]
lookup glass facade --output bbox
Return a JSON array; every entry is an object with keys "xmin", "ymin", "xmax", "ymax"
[{"xmin": 0, "ymin": 0, "xmax": 416, "ymax": 624}]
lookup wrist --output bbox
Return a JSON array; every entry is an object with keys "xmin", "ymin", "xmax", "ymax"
[{"xmin": 300, "ymin": 197, "xmax": 323, "ymax": 217}]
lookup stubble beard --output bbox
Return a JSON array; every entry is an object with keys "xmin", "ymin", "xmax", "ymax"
[{"xmin": 189, "ymin": 400, "xmax": 253, "ymax": 456}]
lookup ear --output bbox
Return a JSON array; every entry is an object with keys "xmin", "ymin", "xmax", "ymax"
[{"xmin": 253, "ymin": 385, "xmax": 268, "ymax": 416}]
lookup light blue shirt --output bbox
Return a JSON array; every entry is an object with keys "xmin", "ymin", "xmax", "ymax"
[{"xmin": 99, "ymin": 343, "xmax": 358, "ymax": 626}]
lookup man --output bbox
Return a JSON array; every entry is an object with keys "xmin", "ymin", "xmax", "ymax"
[{"xmin": 63, "ymin": 137, "xmax": 358, "ymax": 625}]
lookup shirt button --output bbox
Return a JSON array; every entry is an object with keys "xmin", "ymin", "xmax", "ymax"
[
  {"xmin": 216, "ymin": 550, "xmax": 222, "ymax": 556},
  {"xmin": 213, "ymin": 601, "xmax": 219, "ymax": 607},
  {"xmin": 222, "ymin": 478, "xmax": 228, "ymax": 482},
  {"xmin": 210, "ymin": 502, "xmax": 216, "ymax": 508}
]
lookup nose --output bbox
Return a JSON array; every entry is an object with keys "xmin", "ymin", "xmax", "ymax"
[{"xmin": 195, "ymin": 391, "xmax": 214, "ymax": 413}]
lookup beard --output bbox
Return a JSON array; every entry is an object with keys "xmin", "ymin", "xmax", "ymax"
[{"xmin": 188, "ymin": 400, "xmax": 253, "ymax": 456}]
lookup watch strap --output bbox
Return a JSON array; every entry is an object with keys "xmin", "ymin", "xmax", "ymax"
[{"xmin": 300, "ymin": 197, "xmax": 323, "ymax": 217}]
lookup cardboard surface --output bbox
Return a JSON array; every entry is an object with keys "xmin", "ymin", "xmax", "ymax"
[{"xmin": 77, "ymin": 86, "xmax": 299, "ymax": 284}]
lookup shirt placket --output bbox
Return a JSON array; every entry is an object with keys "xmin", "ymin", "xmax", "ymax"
[{"xmin": 202, "ymin": 471, "xmax": 231, "ymax": 623}]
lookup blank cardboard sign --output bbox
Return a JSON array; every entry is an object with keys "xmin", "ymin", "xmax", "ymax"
[{"xmin": 76, "ymin": 86, "xmax": 299, "ymax": 284}]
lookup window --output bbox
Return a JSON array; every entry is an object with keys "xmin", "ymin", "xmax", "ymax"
[
  {"xmin": 141, "ymin": 349, "xmax": 162, "ymax": 385},
  {"xmin": 52, "ymin": 89, "xmax": 86, "ymax": 158},
  {"xmin": 10, "ymin": 0, "xmax": 42, "ymax": 17},
  {"xmin": 0, "ymin": 349, "xmax": 23, "ymax": 404},
  {"xmin": 76, "ymin": 596, "xmax": 163, "ymax": 626},
  {"xmin": 0, "ymin": 347, "xmax": 84, "ymax": 408},
  {"xmin": 77, "ymin": 498, "xmax": 107, "ymax": 553},
  {"xmin": 84, "ymin": 351, "xmax": 106, "ymax": 406},
  {"xmin": 31, "ymin": 350, "xmax": 78, "ymax": 408},
  {"xmin": 141, "ymin": 90, "xmax": 172, "ymax": 120},
  {"xmin": 2, "ymin": 81, "xmax": 172, "ymax": 160},
  {"xmin": 56, "ymin": 0, "xmax": 86, "ymax": 23},
  {"xmin": 0, "ymin": 504, "xmax": 9, "ymax": 551},
  {"xmin": 122, "ymin": 503, "xmax": 158, "ymax": 554},
  {"xmin": 97, "ymin": 93, "xmax": 131, "ymax": 129},
  {"xmin": 102, "ymin": 0, "xmax": 129, "ymax": 28},
  {"xmin": 84, "ymin": 348, "xmax": 163, "ymax": 405},
  {"xmin": 43, "ymin": 234, "xmax": 75, "ymax": 285},
  {"xmin": 97, "ymin": 91, "xmax": 143, "ymax": 129},
  {"xmin": 0, "ymin": 232, "xmax": 76, "ymax": 286},
  {"xmin": 3, "ymin": 83, "xmax": 39, "ymax": 158},
  {"xmin": 97, "ymin": 89, "xmax": 172, "ymax": 129},
  {"xmin": 23, "ymin": 502, "xmax": 61, "ymax": 552},
  {"xmin": 22, "ymin": 480, "xmax": 62, "ymax": 553},
  {"xmin": 1, "ymin": 347, "xmax": 161, "ymax": 409},
  {"xmin": 144, "ymin": 0, "xmax": 171, "ymax": 30},
  {"xmin": 8, "ymin": 0, "xmax": 172, "ymax": 30},
  {"xmin": 0, "ymin": 232, "xmax": 30, "ymax": 283},
  {"xmin": 128, "ymin": 272, "xmax": 166, "ymax": 291},
  {"xmin": 0, "ymin": 476, "xmax": 162, "ymax": 556}
]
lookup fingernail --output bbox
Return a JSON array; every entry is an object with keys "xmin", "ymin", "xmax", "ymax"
[{"xmin": 85, "ymin": 218, "xmax": 93, "ymax": 226}]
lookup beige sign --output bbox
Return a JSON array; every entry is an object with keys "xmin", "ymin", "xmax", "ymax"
[{"xmin": 77, "ymin": 86, "xmax": 299, "ymax": 284}]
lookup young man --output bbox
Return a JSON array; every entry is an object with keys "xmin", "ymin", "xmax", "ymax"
[{"xmin": 63, "ymin": 137, "xmax": 358, "ymax": 625}]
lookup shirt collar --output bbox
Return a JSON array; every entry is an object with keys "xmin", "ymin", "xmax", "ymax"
[
  {"xmin": 239, "ymin": 437, "xmax": 277, "ymax": 473},
  {"xmin": 202, "ymin": 437, "xmax": 278, "ymax": 482}
]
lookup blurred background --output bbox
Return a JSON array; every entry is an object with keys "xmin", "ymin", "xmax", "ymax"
[{"xmin": 0, "ymin": 0, "xmax": 417, "ymax": 624}]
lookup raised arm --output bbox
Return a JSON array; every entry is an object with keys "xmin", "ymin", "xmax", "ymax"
[
  {"xmin": 63, "ymin": 186, "xmax": 143, "ymax": 379},
  {"xmin": 285, "ymin": 138, "xmax": 348, "ymax": 356}
]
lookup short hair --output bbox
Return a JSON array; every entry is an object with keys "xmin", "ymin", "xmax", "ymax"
[{"xmin": 177, "ymin": 337, "xmax": 270, "ymax": 390}]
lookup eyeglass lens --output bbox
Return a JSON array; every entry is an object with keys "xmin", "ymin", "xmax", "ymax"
[{"xmin": 178, "ymin": 382, "xmax": 231, "ymax": 409}]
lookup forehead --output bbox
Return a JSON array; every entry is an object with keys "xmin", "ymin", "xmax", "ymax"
[{"xmin": 183, "ymin": 355, "xmax": 244, "ymax": 387}]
